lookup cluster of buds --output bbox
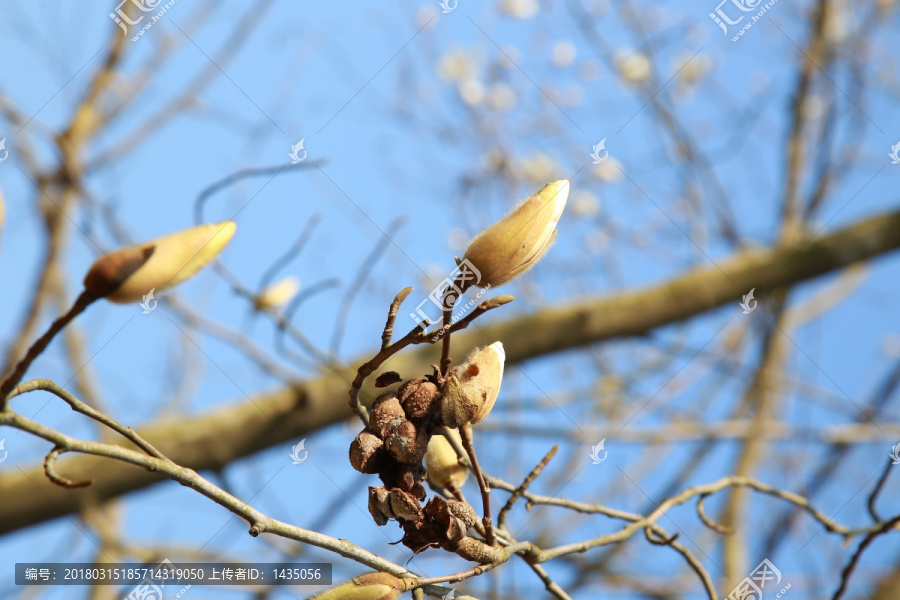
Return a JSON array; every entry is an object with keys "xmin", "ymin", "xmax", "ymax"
[
  {"xmin": 345, "ymin": 179, "xmax": 569, "ymax": 558},
  {"xmin": 348, "ymin": 343, "xmax": 505, "ymax": 554}
]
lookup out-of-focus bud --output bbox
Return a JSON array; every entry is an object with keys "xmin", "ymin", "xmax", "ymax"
[
  {"xmin": 461, "ymin": 180, "xmax": 568, "ymax": 289},
  {"xmin": 425, "ymin": 428, "xmax": 468, "ymax": 492},
  {"xmin": 440, "ymin": 342, "xmax": 505, "ymax": 427},
  {"xmin": 254, "ymin": 275, "xmax": 300, "ymax": 311},
  {"xmin": 311, "ymin": 571, "xmax": 405, "ymax": 600},
  {"xmin": 84, "ymin": 222, "xmax": 236, "ymax": 303}
]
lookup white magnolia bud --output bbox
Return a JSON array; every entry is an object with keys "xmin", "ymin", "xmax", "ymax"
[
  {"xmin": 461, "ymin": 181, "xmax": 568, "ymax": 289},
  {"xmin": 426, "ymin": 429, "xmax": 468, "ymax": 492},
  {"xmin": 440, "ymin": 341, "xmax": 506, "ymax": 427},
  {"xmin": 311, "ymin": 572, "xmax": 405, "ymax": 600},
  {"xmin": 84, "ymin": 221, "xmax": 236, "ymax": 303},
  {"xmin": 255, "ymin": 276, "xmax": 300, "ymax": 311}
]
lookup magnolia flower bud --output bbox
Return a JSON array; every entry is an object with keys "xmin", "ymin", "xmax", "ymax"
[
  {"xmin": 440, "ymin": 341, "xmax": 505, "ymax": 428},
  {"xmin": 311, "ymin": 572, "xmax": 405, "ymax": 600},
  {"xmin": 425, "ymin": 429, "xmax": 468, "ymax": 492},
  {"xmin": 84, "ymin": 222, "xmax": 236, "ymax": 303},
  {"xmin": 254, "ymin": 275, "xmax": 300, "ymax": 311},
  {"xmin": 461, "ymin": 180, "xmax": 568, "ymax": 288}
]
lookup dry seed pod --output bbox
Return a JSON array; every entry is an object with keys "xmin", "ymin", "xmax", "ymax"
[
  {"xmin": 384, "ymin": 420, "xmax": 429, "ymax": 464},
  {"xmin": 368, "ymin": 486, "xmax": 392, "ymax": 526},
  {"xmin": 425, "ymin": 430, "xmax": 468, "ymax": 492},
  {"xmin": 440, "ymin": 341, "xmax": 505, "ymax": 427},
  {"xmin": 388, "ymin": 488, "xmax": 423, "ymax": 521},
  {"xmin": 350, "ymin": 431, "xmax": 386, "ymax": 474},
  {"xmin": 379, "ymin": 463, "xmax": 426, "ymax": 496},
  {"xmin": 368, "ymin": 394, "xmax": 405, "ymax": 439},
  {"xmin": 398, "ymin": 379, "xmax": 438, "ymax": 421},
  {"xmin": 84, "ymin": 221, "xmax": 236, "ymax": 302},
  {"xmin": 311, "ymin": 571, "xmax": 404, "ymax": 600},
  {"xmin": 461, "ymin": 180, "xmax": 568, "ymax": 288}
]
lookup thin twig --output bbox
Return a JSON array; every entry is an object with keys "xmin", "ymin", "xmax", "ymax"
[
  {"xmin": 866, "ymin": 457, "xmax": 894, "ymax": 522},
  {"xmin": 44, "ymin": 446, "xmax": 93, "ymax": 488},
  {"xmin": 524, "ymin": 562, "xmax": 574, "ymax": 600},
  {"xmin": 697, "ymin": 494, "xmax": 734, "ymax": 534},
  {"xmin": 0, "ymin": 290, "xmax": 97, "ymax": 402},
  {"xmin": 832, "ymin": 514, "xmax": 900, "ymax": 600},
  {"xmin": 460, "ymin": 423, "xmax": 495, "ymax": 546},
  {"xmin": 9, "ymin": 378, "xmax": 167, "ymax": 459},
  {"xmin": 497, "ymin": 445, "xmax": 558, "ymax": 530},
  {"xmin": 382, "ymin": 287, "xmax": 413, "ymax": 350},
  {"xmin": 331, "ymin": 217, "xmax": 405, "ymax": 357}
]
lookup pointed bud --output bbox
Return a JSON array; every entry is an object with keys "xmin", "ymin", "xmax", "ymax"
[
  {"xmin": 254, "ymin": 275, "xmax": 300, "ymax": 311},
  {"xmin": 84, "ymin": 222, "xmax": 236, "ymax": 303},
  {"xmin": 311, "ymin": 572, "xmax": 405, "ymax": 600},
  {"xmin": 440, "ymin": 341, "xmax": 505, "ymax": 427},
  {"xmin": 461, "ymin": 180, "xmax": 568, "ymax": 288},
  {"xmin": 425, "ymin": 428, "xmax": 468, "ymax": 492}
]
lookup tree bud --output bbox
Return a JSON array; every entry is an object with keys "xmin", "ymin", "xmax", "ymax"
[
  {"xmin": 84, "ymin": 221, "xmax": 236, "ymax": 303},
  {"xmin": 440, "ymin": 342, "xmax": 505, "ymax": 427},
  {"xmin": 461, "ymin": 180, "xmax": 568, "ymax": 288},
  {"xmin": 311, "ymin": 571, "xmax": 405, "ymax": 600},
  {"xmin": 425, "ymin": 429, "xmax": 468, "ymax": 492},
  {"xmin": 254, "ymin": 275, "xmax": 300, "ymax": 311}
]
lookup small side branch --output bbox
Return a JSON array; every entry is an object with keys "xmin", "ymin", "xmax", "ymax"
[
  {"xmin": 497, "ymin": 445, "xmax": 558, "ymax": 530},
  {"xmin": 0, "ymin": 290, "xmax": 97, "ymax": 402}
]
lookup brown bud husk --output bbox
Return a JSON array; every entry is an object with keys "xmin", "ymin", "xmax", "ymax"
[
  {"xmin": 84, "ymin": 221, "xmax": 237, "ymax": 303},
  {"xmin": 310, "ymin": 571, "xmax": 405, "ymax": 600},
  {"xmin": 425, "ymin": 430, "xmax": 468, "ymax": 492},
  {"xmin": 368, "ymin": 486, "xmax": 392, "ymax": 526},
  {"xmin": 398, "ymin": 379, "xmax": 438, "ymax": 421},
  {"xmin": 369, "ymin": 393, "xmax": 405, "ymax": 439},
  {"xmin": 378, "ymin": 462, "xmax": 426, "ymax": 497},
  {"xmin": 389, "ymin": 488, "xmax": 424, "ymax": 521},
  {"xmin": 384, "ymin": 420, "xmax": 429, "ymax": 464},
  {"xmin": 440, "ymin": 342, "xmax": 505, "ymax": 427},
  {"xmin": 350, "ymin": 432, "xmax": 386, "ymax": 474},
  {"xmin": 461, "ymin": 180, "xmax": 569, "ymax": 288}
]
